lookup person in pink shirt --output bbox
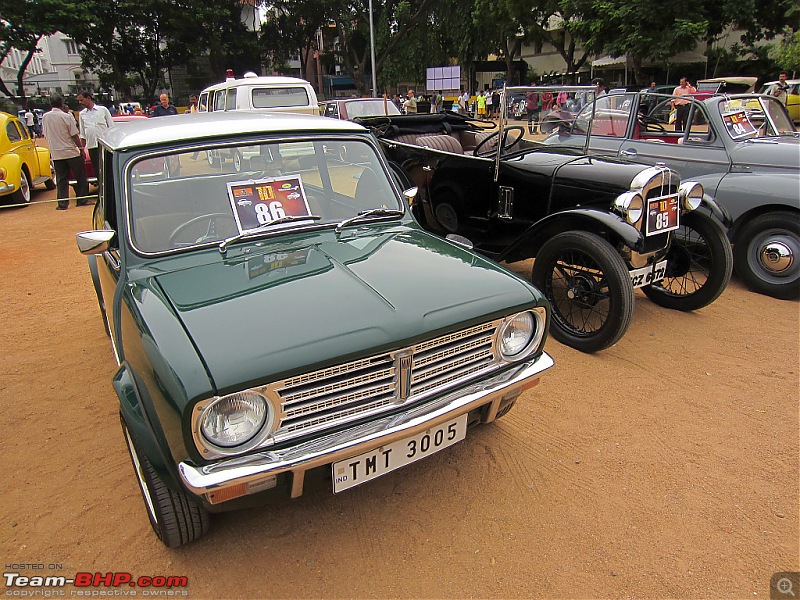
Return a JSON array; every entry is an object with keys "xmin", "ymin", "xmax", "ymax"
[{"xmin": 671, "ymin": 77, "xmax": 697, "ymax": 131}]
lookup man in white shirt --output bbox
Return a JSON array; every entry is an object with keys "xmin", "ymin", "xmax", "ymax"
[
  {"xmin": 42, "ymin": 94, "xmax": 89, "ymax": 210},
  {"xmin": 24, "ymin": 109, "xmax": 35, "ymax": 136},
  {"xmin": 77, "ymin": 91, "xmax": 114, "ymax": 178}
]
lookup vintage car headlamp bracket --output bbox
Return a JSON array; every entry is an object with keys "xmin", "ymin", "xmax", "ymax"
[
  {"xmin": 678, "ymin": 181, "xmax": 704, "ymax": 211},
  {"xmin": 613, "ymin": 191, "xmax": 644, "ymax": 225}
]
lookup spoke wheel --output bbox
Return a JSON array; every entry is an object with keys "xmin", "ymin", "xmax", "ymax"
[
  {"xmin": 643, "ymin": 211, "xmax": 733, "ymax": 310},
  {"xmin": 733, "ymin": 210, "xmax": 800, "ymax": 300},
  {"xmin": 120, "ymin": 415, "xmax": 210, "ymax": 547},
  {"xmin": 532, "ymin": 231, "xmax": 634, "ymax": 353}
]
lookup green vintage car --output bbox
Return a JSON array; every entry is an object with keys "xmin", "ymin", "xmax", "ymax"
[{"xmin": 76, "ymin": 112, "xmax": 554, "ymax": 547}]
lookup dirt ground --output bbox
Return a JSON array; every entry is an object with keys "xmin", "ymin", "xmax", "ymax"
[{"xmin": 1, "ymin": 186, "xmax": 798, "ymax": 600}]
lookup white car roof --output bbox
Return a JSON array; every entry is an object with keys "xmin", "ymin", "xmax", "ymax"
[
  {"xmin": 100, "ymin": 111, "xmax": 366, "ymax": 151},
  {"xmin": 201, "ymin": 75, "xmax": 313, "ymax": 93}
]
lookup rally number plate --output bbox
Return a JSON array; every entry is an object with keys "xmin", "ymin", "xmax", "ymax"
[
  {"xmin": 629, "ymin": 259, "xmax": 668, "ymax": 289},
  {"xmin": 332, "ymin": 414, "xmax": 468, "ymax": 493},
  {"xmin": 646, "ymin": 196, "xmax": 680, "ymax": 236}
]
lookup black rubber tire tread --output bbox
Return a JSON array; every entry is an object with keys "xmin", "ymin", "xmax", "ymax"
[
  {"xmin": 120, "ymin": 415, "xmax": 210, "ymax": 548},
  {"xmin": 532, "ymin": 231, "xmax": 634, "ymax": 353},
  {"xmin": 642, "ymin": 211, "xmax": 733, "ymax": 310},
  {"xmin": 732, "ymin": 210, "xmax": 800, "ymax": 300},
  {"xmin": 44, "ymin": 177, "xmax": 56, "ymax": 190},
  {"xmin": 9, "ymin": 169, "xmax": 31, "ymax": 205}
]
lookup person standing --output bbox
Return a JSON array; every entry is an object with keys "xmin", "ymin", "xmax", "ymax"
[
  {"xmin": 403, "ymin": 90, "xmax": 417, "ymax": 114},
  {"xmin": 491, "ymin": 89, "xmax": 500, "ymax": 119},
  {"xmin": 186, "ymin": 94, "xmax": 200, "ymax": 113},
  {"xmin": 485, "ymin": 90, "xmax": 493, "ymax": 119},
  {"xmin": 77, "ymin": 90, "xmax": 114, "ymax": 178},
  {"xmin": 768, "ymin": 71, "xmax": 790, "ymax": 105},
  {"xmin": 476, "ymin": 90, "xmax": 487, "ymax": 120},
  {"xmin": 42, "ymin": 94, "xmax": 89, "ymax": 210},
  {"xmin": 24, "ymin": 108, "xmax": 35, "ymax": 136},
  {"xmin": 152, "ymin": 93, "xmax": 178, "ymax": 117},
  {"xmin": 670, "ymin": 77, "xmax": 696, "ymax": 131},
  {"xmin": 525, "ymin": 84, "xmax": 540, "ymax": 134}
]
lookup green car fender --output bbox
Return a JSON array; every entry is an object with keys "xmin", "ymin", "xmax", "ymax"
[{"xmin": 114, "ymin": 364, "xmax": 184, "ymax": 490}]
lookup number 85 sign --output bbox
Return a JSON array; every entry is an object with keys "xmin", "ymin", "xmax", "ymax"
[{"xmin": 227, "ymin": 175, "xmax": 312, "ymax": 232}]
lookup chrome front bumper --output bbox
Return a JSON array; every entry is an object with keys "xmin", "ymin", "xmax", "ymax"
[{"xmin": 179, "ymin": 352, "xmax": 553, "ymax": 501}]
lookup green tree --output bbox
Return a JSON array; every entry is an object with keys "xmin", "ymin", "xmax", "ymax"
[
  {"xmin": 66, "ymin": 0, "xmax": 258, "ymax": 102},
  {"xmin": 0, "ymin": 0, "xmax": 90, "ymax": 105}
]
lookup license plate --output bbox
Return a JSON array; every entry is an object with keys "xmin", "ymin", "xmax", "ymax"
[
  {"xmin": 646, "ymin": 196, "xmax": 679, "ymax": 236},
  {"xmin": 332, "ymin": 414, "xmax": 468, "ymax": 493},
  {"xmin": 629, "ymin": 259, "xmax": 668, "ymax": 288}
]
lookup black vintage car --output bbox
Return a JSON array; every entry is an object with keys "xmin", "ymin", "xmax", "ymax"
[{"xmin": 358, "ymin": 85, "xmax": 734, "ymax": 352}]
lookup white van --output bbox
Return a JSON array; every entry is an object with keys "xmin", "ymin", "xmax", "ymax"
[{"xmin": 198, "ymin": 72, "xmax": 319, "ymax": 116}]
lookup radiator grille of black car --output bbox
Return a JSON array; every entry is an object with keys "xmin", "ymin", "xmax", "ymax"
[{"xmin": 268, "ymin": 321, "xmax": 499, "ymax": 443}]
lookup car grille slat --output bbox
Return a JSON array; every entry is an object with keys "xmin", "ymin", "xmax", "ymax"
[{"xmin": 267, "ymin": 320, "xmax": 501, "ymax": 443}]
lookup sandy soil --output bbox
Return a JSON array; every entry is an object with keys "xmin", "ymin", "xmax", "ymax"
[{"xmin": 1, "ymin": 186, "xmax": 798, "ymax": 600}]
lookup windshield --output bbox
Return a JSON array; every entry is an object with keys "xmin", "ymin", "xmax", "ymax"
[
  {"xmin": 716, "ymin": 96, "xmax": 796, "ymax": 140},
  {"xmin": 127, "ymin": 138, "xmax": 401, "ymax": 254},
  {"xmin": 345, "ymin": 100, "xmax": 401, "ymax": 118}
]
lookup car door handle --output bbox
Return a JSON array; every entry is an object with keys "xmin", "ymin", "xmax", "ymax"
[{"xmin": 620, "ymin": 149, "xmax": 638, "ymax": 158}]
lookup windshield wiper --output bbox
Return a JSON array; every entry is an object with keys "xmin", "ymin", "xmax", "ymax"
[
  {"xmin": 219, "ymin": 215, "xmax": 321, "ymax": 253},
  {"xmin": 335, "ymin": 208, "xmax": 404, "ymax": 233}
]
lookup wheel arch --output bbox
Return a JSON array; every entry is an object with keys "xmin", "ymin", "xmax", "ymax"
[
  {"xmin": 728, "ymin": 204, "xmax": 800, "ymax": 243},
  {"xmin": 114, "ymin": 365, "xmax": 185, "ymax": 494}
]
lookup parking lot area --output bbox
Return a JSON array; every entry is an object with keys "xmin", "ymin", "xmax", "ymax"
[{"xmin": 1, "ymin": 188, "xmax": 798, "ymax": 599}]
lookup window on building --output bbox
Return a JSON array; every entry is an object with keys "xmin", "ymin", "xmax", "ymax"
[{"xmin": 64, "ymin": 39, "xmax": 79, "ymax": 55}]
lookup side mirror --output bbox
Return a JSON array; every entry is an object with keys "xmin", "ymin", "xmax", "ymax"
[
  {"xmin": 402, "ymin": 186, "xmax": 419, "ymax": 206},
  {"xmin": 76, "ymin": 230, "xmax": 115, "ymax": 255}
]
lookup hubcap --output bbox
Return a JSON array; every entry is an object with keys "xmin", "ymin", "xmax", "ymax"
[{"xmin": 758, "ymin": 241, "xmax": 794, "ymax": 274}]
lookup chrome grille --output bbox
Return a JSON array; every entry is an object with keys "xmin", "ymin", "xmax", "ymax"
[{"xmin": 268, "ymin": 320, "xmax": 501, "ymax": 443}]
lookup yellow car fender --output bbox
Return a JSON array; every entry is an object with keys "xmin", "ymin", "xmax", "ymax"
[
  {"xmin": 0, "ymin": 152, "xmax": 23, "ymax": 193},
  {"xmin": 34, "ymin": 146, "xmax": 52, "ymax": 180}
]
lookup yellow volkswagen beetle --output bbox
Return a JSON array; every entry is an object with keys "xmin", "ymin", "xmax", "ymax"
[{"xmin": 0, "ymin": 111, "xmax": 55, "ymax": 205}]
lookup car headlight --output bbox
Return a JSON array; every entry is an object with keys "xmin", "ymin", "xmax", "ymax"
[
  {"xmin": 613, "ymin": 191, "xmax": 644, "ymax": 225},
  {"xmin": 678, "ymin": 181, "xmax": 703, "ymax": 211},
  {"xmin": 200, "ymin": 391, "xmax": 270, "ymax": 447},
  {"xmin": 497, "ymin": 309, "xmax": 546, "ymax": 360}
]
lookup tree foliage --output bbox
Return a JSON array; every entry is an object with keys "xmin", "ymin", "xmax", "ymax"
[{"xmin": 0, "ymin": 0, "xmax": 90, "ymax": 103}]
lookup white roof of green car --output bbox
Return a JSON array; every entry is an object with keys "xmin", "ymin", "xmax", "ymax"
[{"xmin": 100, "ymin": 111, "xmax": 366, "ymax": 151}]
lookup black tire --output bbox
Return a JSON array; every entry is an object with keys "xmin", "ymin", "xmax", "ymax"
[
  {"xmin": 231, "ymin": 149, "xmax": 243, "ymax": 172},
  {"xmin": 532, "ymin": 231, "xmax": 634, "ymax": 353},
  {"xmin": 9, "ymin": 169, "xmax": 31, "ymax": 205},
  {"xmin": 120, "ymin": 415, "xmax": 210, "ymax": 547},
  {"xmin": 206, "ymin": 150, "xmax": 221, "ymax": 168},
  {"xmin": 44, "ymin": 177, "xmax": 56, "ymax": 190},
  {"xmin": 732, "ymin": 211, "xmax": 800, "ymax": 300},
  {"xmin": 642, "ymin": 211, "xmax": 733, "ymax": 310}
]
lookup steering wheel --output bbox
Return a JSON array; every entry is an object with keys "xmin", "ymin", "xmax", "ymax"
[
  {"xmin": 638, "ymin": 114, "xmax": 667, "ymax": 132},
  {"xmin": 168, "ymin": 213, "xmax": 237, "ymax": 246},
  {"xmin": 473, "ymin": 126, "xmax": 526, "ymax": 157}
]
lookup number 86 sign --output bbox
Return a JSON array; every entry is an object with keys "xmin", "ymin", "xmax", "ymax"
[{"xmin": 227, "ymin": 175, "xmax": 312, "ymax": 232}]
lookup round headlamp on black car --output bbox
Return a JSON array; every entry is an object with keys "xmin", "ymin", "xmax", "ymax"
[
  {"xmin": 199, "ymin": 391, "xmax": 271, "ymax": 448},
  {"xmin": 613, "ymin": 191, "xmax": 644, "ymax": 225},
  {"xmin": 678, "ymin": 181, "xmax": 704, "ymax": 211},
  {"xmin": 497, "ymin": 308, "xmax": 547, "ymax": 361}
]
